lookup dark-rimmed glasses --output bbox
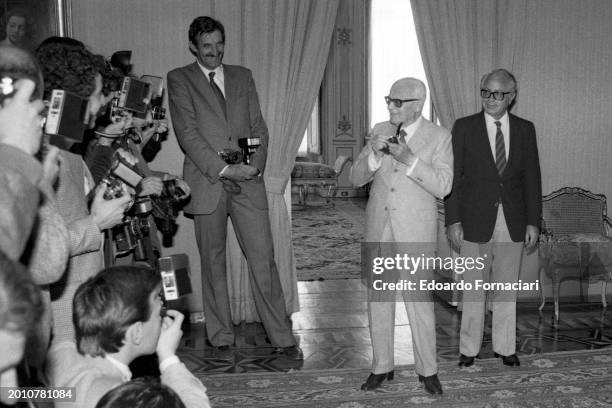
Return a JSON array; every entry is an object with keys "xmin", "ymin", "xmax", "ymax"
[
  {"xmin": 385, "ymin": 96, "xmax": 419, "ymax": 108},
  {"xmin": 480, "ymin": 89, "xmax": 514, "ymax": 101}
]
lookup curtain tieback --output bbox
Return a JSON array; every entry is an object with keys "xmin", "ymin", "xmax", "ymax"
[{"xmin": 265, "ymin": 176, "xmax": 288, "ymax": 194}]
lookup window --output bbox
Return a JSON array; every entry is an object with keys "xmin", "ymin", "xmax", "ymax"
[
  {"xmin": 297, "ymin": 97, "xmax": 320, "ymax": 156},
  {"xmin": 370, "ymin": 0, "xmax": 431, "ymax": 128}
]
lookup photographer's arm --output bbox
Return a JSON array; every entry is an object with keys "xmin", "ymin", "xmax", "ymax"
[{"xmin": 167, "ymin": 71, "xmax": 227, "ymax": 182}]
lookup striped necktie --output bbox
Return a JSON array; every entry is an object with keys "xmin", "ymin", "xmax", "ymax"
[
  {"xmin": 494, "ymin": 121, "xmax": 506, "ymax": 175},
  {"xmin": 209, "ymin": 72, "xmax": 227, "ymax": 118}
]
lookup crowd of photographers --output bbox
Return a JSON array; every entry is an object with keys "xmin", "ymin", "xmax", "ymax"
[{"xmin": 0, "ymin": 38, "xmax": 209, "ymax": 408}]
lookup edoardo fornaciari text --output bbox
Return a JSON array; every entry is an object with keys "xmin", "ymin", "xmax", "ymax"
[{"xmin": 371, "ymin": 279, "xmax": 540, "ymax": 291}]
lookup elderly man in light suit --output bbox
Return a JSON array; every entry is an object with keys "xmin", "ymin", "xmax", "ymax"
[
  {"xmin": 167, "ymin": 16, "xmax": 301, "ymax": 360},
  {"xmin": 351, "ymin": 78, "xmax": 452, "ymax": 395}
]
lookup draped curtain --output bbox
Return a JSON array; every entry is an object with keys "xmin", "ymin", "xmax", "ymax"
[
  {"xmin": 410, "ymin": 0, "xmax": 529, "ymax": 129},
  {"xmin": 226, "ymin": 0, "xmax": 340, "ymax": 322},
  {"xmin": 70, "ymin": 0, "xmax": 339, "ymax": 320}
]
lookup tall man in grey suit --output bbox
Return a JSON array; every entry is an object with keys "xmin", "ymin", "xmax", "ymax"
[
  {"xmin": 167, "ymin": 16, "xmax": 301, "ymax": 360},
  {"xmin": 351, "ymin": 78, "xmax": 452, "ymax": 395},
  {"xmin": 445, "ymin": 69, "xmax": 541, "ymax": 368}
]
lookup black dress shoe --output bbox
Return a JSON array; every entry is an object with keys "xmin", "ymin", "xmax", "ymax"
[
  {"xmin": 458, "ymin": 353, "xmax": 475, "ymax": 367},
  {"xmin": 360, "ymin": 371, "xmax": 394, "ymax": 391},
  {"xmin": 418, "ymin": 374, "xmax": 443, "ymax": 395},
  {"xmin": 494, "ymin": 352, "xmax": 520, "ymax": 366},
  {"xmin": 276, "ymin": 345, "xmax": 304, "ymax": 360}
]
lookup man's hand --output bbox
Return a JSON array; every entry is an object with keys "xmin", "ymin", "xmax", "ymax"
[
  {"xmin": 0, "ymin": 79, "xmax": 44, "ymax": 155},
  {"xmin": 156, "ymin": 309, "xmax": 184, "ymax": 361},
  {"xmin": 447, "ymin": 222, "xmax": 463, "ymax": 251},
  {"xmin": 90, "ymin": 184, "xmax": 132, "ymax": 230},
  {"xmin": 371, "ymin": 139, "xmax": 388, "ymax": 159},
  {"xmin": 387, "ymin": 142, "xmax": 416, "ymax": 167},
  {"xmin": 40, "ymin": 146, "xmax": 61, "ymax": 188},
  {"xmin": 221, "ymin": 164, "xmax": 258, "ymax": 182},
  {"xmin": 524, "ymin": 225, "xmax": 539, "ymax": 251},
  {"xmin": 138, "ymin": 176, "xmax": 163, "ymax": 197}
]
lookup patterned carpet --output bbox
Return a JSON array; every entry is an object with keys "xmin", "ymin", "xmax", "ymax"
[
  {"xmin": 291, "ymin": 199, "xmax": 364, "ymax": 281},
  {"xmin": 200, "ymin": 348, "xmax": 612, "ymax": 407}
]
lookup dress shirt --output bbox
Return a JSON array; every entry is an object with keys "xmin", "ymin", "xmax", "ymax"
[
  {"xmin": 484, "ymin": 112, "xmax": 509, "ymax": 161},
  {"xmin": 196, "ymin": 62, "xmax": 225, "ymax": 97},
  {"xmin": 105, "ymin": 355, "xmax": 131, "ymax": 381}
]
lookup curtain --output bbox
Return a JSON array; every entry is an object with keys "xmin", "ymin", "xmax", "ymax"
[
  {"xmin": 226, "ymin": 0, "xmax": 340, "ymax": 322},
  {"xmin": 410, "ymin": 0, "xmax": 529, "ymax": 129},
  {"xmin": 70, "ymin": 0, "xmax": 339, "ymax": 320}
]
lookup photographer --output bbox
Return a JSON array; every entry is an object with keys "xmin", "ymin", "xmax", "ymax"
[
  {"xmin": 0, "ymin": 73, "xmax": 44, "ymax": 259},
  {"xmin": 47, "ymin": 265, "xmax": 210, "ymax": 408},
  {"xmin": 85, "ymin": 82, "xmax": 188, "ymax": 266},
  {"xmin": 35, "ymin": 36, "xmax": 134, "ymax": 344}
]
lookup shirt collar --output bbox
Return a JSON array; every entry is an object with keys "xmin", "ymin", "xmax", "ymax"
[
  {"xmin": 484, "ymin": 111, "xmax": 509, "ymax": 127},
  {"xmin": 196, "ymin": 61, "xmax": 224, "ymax": 83},
  {"xmin": 105, "ymin": 355, "xmax": 132, "ymax": 381},
  {"xmin": 401, "ymin": 116, "xmax": 423, "ymax": 140}
]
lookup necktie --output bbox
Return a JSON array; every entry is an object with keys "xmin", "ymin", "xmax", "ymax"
[
  {"xmin": 398, "ymin": 129, "xmax": 407, "ymax": 144},
  {"xmin": 209, "ymin": 72, "xmax": 226, "ymax": 118},
  {"xmin": 494, "ymin": 121, "xmax": 506, "ymax": 175}
]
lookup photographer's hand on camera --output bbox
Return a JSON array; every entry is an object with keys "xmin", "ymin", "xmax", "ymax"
[
  {"xmin": 90, "ymin": 184, "xmax": 132, "ymax": 230},
  {"xmin": 156, "ymin": 309, "xmax": 184, "ymax": 362},
  {"xmin": 138, "ymin": 176, "xmax": 164, "ymax": 197},
  {"xmin": 0, "ymin": 79, "xmax": 44, "ymax": 155}
]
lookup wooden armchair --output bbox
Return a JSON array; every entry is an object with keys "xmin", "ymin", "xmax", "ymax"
[{"xmin": 538, "ymin": 187, "xmax": 612, "ymax": 323}]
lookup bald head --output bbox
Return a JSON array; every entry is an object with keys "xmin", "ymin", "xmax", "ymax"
[
  {"xmin": 0, "ymin": 44, "xmax": 43, "ymax": 99},
  {"xmin": 387, "ymin": 78, "xmax": 426, "ymax": 126}
]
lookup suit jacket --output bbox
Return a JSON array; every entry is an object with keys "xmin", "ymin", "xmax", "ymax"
[
  {"xmin": 444, "ymin": 111, "xmax": 542, "ymax": 242},
  {"xmin": 0, "ymin": 144, "xmax": 41, "ymax": 260},
  {"xmin": 47, "ymin": 341, "xmax": 211, "ymax": 408},
  {"xmin": 351, "ymin": 118, "xmax": 453, "ymax": 244},
  {"xmin": 167, "ymin": 63, "xmax": 269, "ymax": 214}
]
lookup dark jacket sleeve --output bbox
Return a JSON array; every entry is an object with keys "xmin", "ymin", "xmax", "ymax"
[{"xmin": 444, "ymin": 119, "xmax": 464, "ymax": 226}]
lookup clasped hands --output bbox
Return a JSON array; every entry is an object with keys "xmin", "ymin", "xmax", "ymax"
[
  {"xmin": 221, "ymin": 164, "xmax": 259, "ymax": 183},
  {"xmin": 371, "ymin": 134, "xmax": 416, "ymax": 167}
]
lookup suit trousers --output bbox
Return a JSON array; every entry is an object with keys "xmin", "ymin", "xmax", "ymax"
[
  {"xmin": 459, "ymin": 204, "xmax": 524, "ymax": 357},
  {"xmin": 368, "ymin": 222, "xmax": 438, "ymax": 377},
  {"xmin": 194, "ymin": 188, "xmax": 295, "ymax": 348}
]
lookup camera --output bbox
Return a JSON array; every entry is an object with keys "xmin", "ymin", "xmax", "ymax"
[
  {"xmin": 238, "ymin": 137, "xmax": 261, "ymax": 165},
  {"xmin": 218, "ymin": 137, "xmax": 262, "ymax": 165},
  {"xmin": 152, "ymin": 179, "xmax": 187, "ymax": 247},
  {"xmin": 100, "ymin": 154, "xmax": 143, "ymax": 200},
  {"xmin": 158, "ymin": 254, "xmax": 192, "ymax": 301},
  {"xmin": 44, "ymin": 89, "xmax": 88, "ymax": 143},
  {"xmin": 379, "ymin": 136, "xmax": 398, "ymax": 155}
]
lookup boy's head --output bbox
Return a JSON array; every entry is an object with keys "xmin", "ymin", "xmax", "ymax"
[{"xmin": 73, "ymin": 265, "xmax": 163, "ymax": 358}]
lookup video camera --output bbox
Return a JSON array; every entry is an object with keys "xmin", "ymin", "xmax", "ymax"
[{"xmin": 218, "ymin": 137, "xmax": 262, "ymax": 165}]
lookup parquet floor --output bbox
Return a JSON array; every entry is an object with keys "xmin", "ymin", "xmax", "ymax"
[{"xmin": 176, "ymin": 195, "xmax": 612, "ymax": 375}]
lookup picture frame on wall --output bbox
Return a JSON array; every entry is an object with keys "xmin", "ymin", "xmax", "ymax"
[{"xmin": 0, "ymin": 0, "xmax": 71, "ymax": 51}]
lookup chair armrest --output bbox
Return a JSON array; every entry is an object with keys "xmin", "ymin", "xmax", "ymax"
[{"xmin": 605, "ymin": 216, "xmax": 612, "ymax": 236}]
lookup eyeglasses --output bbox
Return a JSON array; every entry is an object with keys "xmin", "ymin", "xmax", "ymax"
[
  {"xmin": 385, "ymin": 96, "xmax": 420, "ymax": 108},
  {"xmin": 480, "ymin": 89, "xmax": 514, "ymax": 101}
]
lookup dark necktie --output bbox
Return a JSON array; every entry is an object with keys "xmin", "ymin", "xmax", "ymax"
[
  {"xmin": 209, "ymin": 72, "xmax": 226, "ymax": 118},
  {"xmin": 494, "ymin": 121, "xmax": 506, "ymax": 175},
  {"xmin": 398, "ymin": 129, "xmax": 407, "ymax": 144}
]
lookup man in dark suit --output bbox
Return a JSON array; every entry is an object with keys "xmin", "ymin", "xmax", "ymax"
[
  {"xmin": 167, "ymin": 16, "xmax": 301, "ymax": 360},
  {"xmin": 445, "ymin": 68, "xmax": 541, "ymax": 368}
]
